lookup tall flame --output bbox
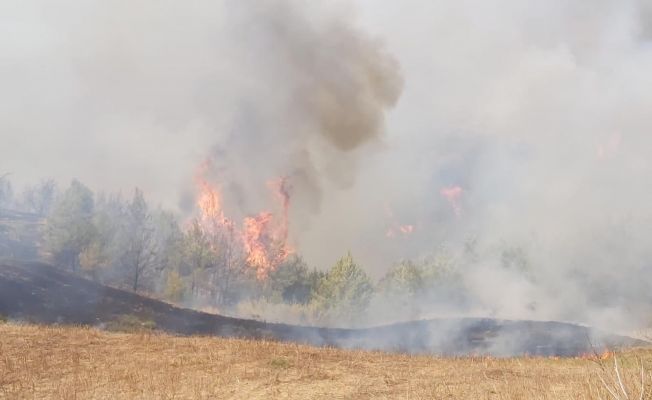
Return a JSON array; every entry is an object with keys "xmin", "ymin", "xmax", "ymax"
[
  {"xmin": 193, "ymin": 162, "xmax": 292, "ymax": 280},
  {"xmin": 194, "ymin": 161, "xmax": 235, "ymax": 237},
  {"xmin": 241, "ymin": 177, "xmax": 293, "ymax": 280}
]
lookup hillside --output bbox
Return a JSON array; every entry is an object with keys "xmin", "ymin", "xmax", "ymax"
[
  {"xmin": 0, "ymin": 260, "xmax": 646, "ymax": 357},
  {"xmin": 1, "ymin": 323, "xmax": 651, "ymax": 399}
]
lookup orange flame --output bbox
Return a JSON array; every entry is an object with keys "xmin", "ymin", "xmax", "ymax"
[
  {"xmin": 242, "ymin": 211, "xmax": 292, "ymax": 280},
  {"xmin": 440, "ymin": 185, "xmax": 463, "ymax": 216},
  {"xmin": 386, "ymin": 224, "xmax": 415, "ymax": 238},
  {"xmin": 383, "ymin": 203, "xmax": 415, "ymax": 239},
  {"xmin": 576, "ymin": 350, "xmax": 613, "ymax": 361},
  {"xmin": 194, "ymin": 162, "xmax": 235, "ymax": 237},
  {"xmin": 193, "ymin": 162, "xmax": 292, "ymax": 280}
]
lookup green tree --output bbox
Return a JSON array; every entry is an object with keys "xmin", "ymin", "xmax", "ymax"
[
  {"xmin": 79, "ymin": 193, "xmax": 125, "ymax": 281},
  {"xmin": 267, "ymin": 255, "xmax": 322, "ymax": 304},
  {"xmin": 117, "ymin": 188, "xmax": 158, "ymax": 292},
  {"xmin": 164, "ymin": 269, "xmax": 186, "ymax": 303},
  {"xmin": 312, "ymin": 253, "xmax": 374, "ymax": 323},
  {"xmin": 180, "ymin": 220, "xmax": 212, "ymax": 297},
  {"xmin": 204, "ymin": 224, "xmax": 250, "ymax": 308},
  {"xmin": 45, "ymin": 180, "xmax": 96, "ymax": 272},
  {"xmin": 377, "ymin": 260, "xmax": 425, "ymax": 299},
  {"xmin": 151, "ymin": 210, "xmax": 185, "ymax": 286}
]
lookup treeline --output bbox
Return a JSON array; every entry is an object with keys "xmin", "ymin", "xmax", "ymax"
[
  {"xmin": 1, "ymin": 177, "xmax": 485, "ymax": 326},
  {"xmin": 0, "ymin": 176, "xmax": 57, "ymax": 216}
]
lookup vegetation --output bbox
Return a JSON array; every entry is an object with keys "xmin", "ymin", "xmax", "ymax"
[
  {"xmin": 1, "ymin": 322, "xmax": 651, "ymax": 399},
  {"xmin": 1, "ymin": 176, "xmax": 536, "ymax": 326},
  {"xmin": 311, "ymin": 253, "xmax": 374, "ymax": 325},
  {"xmin": 105, "ymin": 314, "xmax": 157, "ymax": 333},
  {"xmin": 265, "ymin": 255, "xmax": 322, "ymax": 305},
  {"xmin": 44, "ymin": 180, "xmax": 96, "ymax": 273}
]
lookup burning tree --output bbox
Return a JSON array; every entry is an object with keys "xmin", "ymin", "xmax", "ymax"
[
  {"xmin": 240, "ymin": 178, "xmax": 293, "ymax": 280},
  {"xmin": 187, "ymin": 171, "xmax": 255, "ymax": 307},
  {"xmin": 192, "ymin": 164, "xmax": 294, "ymax": 296}
]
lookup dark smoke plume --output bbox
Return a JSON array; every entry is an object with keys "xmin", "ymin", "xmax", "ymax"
[{"xmin": 210, "ymin": 0, "xmax": 403, "ymax": 218}]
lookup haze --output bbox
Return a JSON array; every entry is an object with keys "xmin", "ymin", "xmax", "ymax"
[{"xmin": 2, "ymin": 0, "xmax": 652, "ymax": 331}]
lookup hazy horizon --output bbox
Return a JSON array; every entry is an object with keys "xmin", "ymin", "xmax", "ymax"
[{"xmin": 3, "ymin": 0, "xmax": 652, "ymax": 331}]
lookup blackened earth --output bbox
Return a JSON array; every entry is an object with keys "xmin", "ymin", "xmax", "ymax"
[{"xmin": 0, "ymin": 261, "xmax": 646, "ymax": 357}]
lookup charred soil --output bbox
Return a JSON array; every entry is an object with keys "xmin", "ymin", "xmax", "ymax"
[{"xmin": 0, "ymin": 261, "xmax": 645, "ymax": 357}]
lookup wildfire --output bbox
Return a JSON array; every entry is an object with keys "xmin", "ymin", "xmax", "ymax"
[
  {"xmin": 577, "ymin": 350, "xmax": 613, "ymax": 361},
  {"xmin": 242, "ymin": 178, "xmax": 293, "ymax": 280},
  {"xmin": 386, "ymin": 224, "xmax": 415, "ymax": 238},
  {"xmin": 193, "ymin": 163, "xmax": 293, "ymax": 280},
  {"xmin": 195, "ymin": 171, "xmax": 233, "ymax": 235},
  {"xmin": 440, "ymin": 185, "xmax": 463, "ymax": 217},
  {"xmin": 384, "ymin": 203, "xmax": 415, "ymax": 239}
]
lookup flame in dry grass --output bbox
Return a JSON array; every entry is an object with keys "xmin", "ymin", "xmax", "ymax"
[{"xmin": 577, "ymin": 350, "xmax": 613, "ymax": 361}]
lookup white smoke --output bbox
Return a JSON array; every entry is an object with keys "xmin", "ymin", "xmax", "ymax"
[
  {"xmin": 2, "ymin": 0, "xmax": 652, "ymax": 331},
  {"xmin": 353, "ymin": 0, "xmax": 652, "ymax": 331}
]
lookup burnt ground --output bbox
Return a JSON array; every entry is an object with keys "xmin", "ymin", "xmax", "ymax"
[{"xmin": 0, "ymin": 261, "xmax": 646, "ymax": 357}]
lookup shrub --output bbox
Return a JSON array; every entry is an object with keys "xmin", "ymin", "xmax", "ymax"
[
  {"xmin": 106, "ymin": 314, "xmax": 156, "ymax": 333},
  {"xmin": 235, "ymin": 299, "xmax": 319, "ymax": 325},
  {"xmin": 269, "ymin": 357, "xmax": 292, "ymax": 369}
]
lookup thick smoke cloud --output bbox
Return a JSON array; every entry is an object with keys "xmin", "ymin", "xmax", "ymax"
[
  {"xmin": 2, "ymin": 0, "xmax": 652, "ymax": 332},
  {"xmin": 354, "ymin": 0, "xmax": 652, "ymax": 331},
  {"xmin": 208, "ymin": 0, "xmax": 402, "ymax": 222}
]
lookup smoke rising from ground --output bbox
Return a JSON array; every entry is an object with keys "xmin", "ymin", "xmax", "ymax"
[
  {"xmin": 354, "ymin": 0, "xmax": 652, "ymax": 331},
  {"xmin": 2, "ymin": 1, "xmax": 652, "ymax": 333}
]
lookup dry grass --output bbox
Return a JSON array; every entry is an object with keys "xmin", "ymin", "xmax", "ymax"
[{"xmin": 1, "ymin": 322, "xmax": 651, "ymax": 399}]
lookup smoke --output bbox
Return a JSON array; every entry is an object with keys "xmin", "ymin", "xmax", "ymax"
[
  {"xmin": 3, "ymin": 0, "xmax": 652, "ymax": 334},
  {"xmin": 353, "ymin": 0, "xmax": 652, "ymax": 332},
  {"xmin": 208, "ymin": 1, "xmax": 402, "ymax": 222}
]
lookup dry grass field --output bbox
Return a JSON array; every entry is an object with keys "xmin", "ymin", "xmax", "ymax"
[{"xmin": 1, "ymin": 322, "xmax": 651, "ymax": 400}]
